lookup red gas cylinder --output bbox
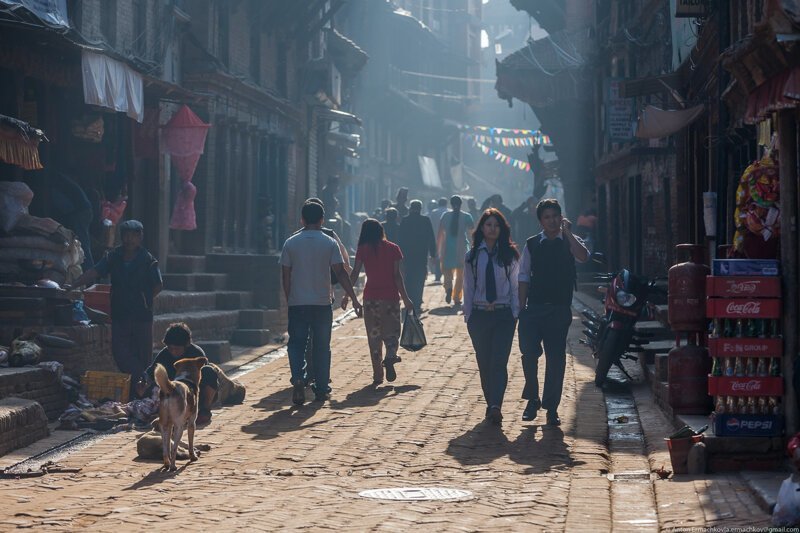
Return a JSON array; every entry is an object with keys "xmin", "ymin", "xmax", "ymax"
[
  {"xmin": 668, "ymin": 336, "xmax": 712, "ymax": 414},
  {"xmin": 668, "ymin": 244, "xmax": 710, "ymax": 332}
]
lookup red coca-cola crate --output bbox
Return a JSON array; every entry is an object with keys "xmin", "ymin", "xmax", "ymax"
[
  {"xmin": 706, "ymin": 276, "xmax": 781, "ymax": 298},
  {"xmin": 706, "ymin": 298, "xmax": 781, "ymax": 319},
  {"xmin": 707, "ymin": 376, "xmax": 783, "ymax": 396},
  {"xmin": 707, "ymin": 338, "xmax": 783, "ymax": 357}
]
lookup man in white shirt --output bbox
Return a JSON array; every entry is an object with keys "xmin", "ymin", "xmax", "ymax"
[
  {"xmin": 429, "ymin": 198, "xmax": 449, "ymax": 282},
  {"xmin": 281, "ymin": 201, "xmax": 362, "ymax": 405}
]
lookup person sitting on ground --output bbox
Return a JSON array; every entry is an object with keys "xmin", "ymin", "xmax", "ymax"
[{"xmin": 145, "ymin": 322, "xmax": 219, "ymax": 425}]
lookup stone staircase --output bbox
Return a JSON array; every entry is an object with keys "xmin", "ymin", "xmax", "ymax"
[{"xmin": 154, "ymin": 255, "xmax": 282, "ymax": 364}]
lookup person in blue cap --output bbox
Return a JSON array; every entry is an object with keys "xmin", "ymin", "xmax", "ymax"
[{"xmin": 68, "ymin": 220, "xmax": 163, "ymax": 396}]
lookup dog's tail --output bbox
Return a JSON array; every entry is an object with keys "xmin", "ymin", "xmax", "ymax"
[{"xmin": 153, "ymin": 363, "xmax": 175, "ymax": 395}]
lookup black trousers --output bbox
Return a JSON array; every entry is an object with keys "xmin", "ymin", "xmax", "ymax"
[
  {"xmin": 403, "ymin": 261, "xmax": 427, "ymax": 313},
  {"xmin": 517, "ymin": 304, "xmax": 573, "ymax": 411},
  {"xmin": 467, "ymin": 308, "xmax": 516, "ymax": 409}
]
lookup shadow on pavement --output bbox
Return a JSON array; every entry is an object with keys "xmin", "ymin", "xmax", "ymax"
[
  {"xmin": 428, "ymin": 306, "xmax": 459, "ymax": 316},
  {"xmin": 251, "ymin": 385, "xmax": 294, "ymax": 411},
  {"xmin": 241, "ymin": 399, "xmax": 325, "ymax": 440},
  {"xmin": 330, "ymin": 383, "xmax": 421, "ymax": 410},
  {"xmin": 445, "ymin": 420, "xmax": 509, "ymax": 465},
  {"xmin": 123, "ymin": 463, "xmax": 190, "ymax": 491}
]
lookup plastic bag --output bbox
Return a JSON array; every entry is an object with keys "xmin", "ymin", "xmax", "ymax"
[
  {"xmin": 400, "ymin": 310, "xmax": 427, "ymax": 352},
  {"xmin": 773, "ymin": 474, "xmax": 800, "ymax": 526}
]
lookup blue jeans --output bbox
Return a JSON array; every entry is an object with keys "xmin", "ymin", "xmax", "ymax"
[
  {"xmin": 287, "ymin": 305, "xmax": 333, "ymax": 393},
  {"xmin": 517, "ymin": 304, "xmax": 573, "ymax": 411},
  {"xmin": 467, "ymin": 308, "xmax": 517, "ymax": 409}
]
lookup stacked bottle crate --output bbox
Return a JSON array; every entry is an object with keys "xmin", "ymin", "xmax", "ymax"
[{"xmin": 706, "ymin": 260, "xmax": 783, "ymax": 437}]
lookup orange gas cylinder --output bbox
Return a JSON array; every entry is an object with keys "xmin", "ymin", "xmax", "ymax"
[
  {"xmin": 668, "ymin": 336, "xmax": 712, "ymax": 414},
  {"xmin": 668, "ymin": 244, "xmax": 710, "ymax": 332}
]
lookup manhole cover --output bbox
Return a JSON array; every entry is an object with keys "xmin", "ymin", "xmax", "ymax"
[
  {"xmin": 607, "ymin": 471, "xmax": 652, "ymax": 482},
  {"xmin": 358, "ymin": 487, "xmax": 472, "ymax": 501}
]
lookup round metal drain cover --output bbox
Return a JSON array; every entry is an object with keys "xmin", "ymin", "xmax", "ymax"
[{"xmin": 359, "ymin": 487, "xmax": 472, "ymax": 502}]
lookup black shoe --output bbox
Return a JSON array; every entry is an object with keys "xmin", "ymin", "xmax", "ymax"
[
  {"xmin": 384, "ymin": 360, "xmax": 397, "ymax": 382},
  {"xmin": 521, "ymin": 400, "xmax": 539, "ymax": 421},
  {"xmin": 314, "ymin": 391, "xmax": 329, "ymax": 402},
  {"xmin": 487, "ymin": 406, "xmax": 503, "ymax": 425},
  {"xmin": 546, "ymin": 410, "xmax": 561, "ymax": 426},
  {"xmin": 292, "ymin": 379, "xmax": 305, "ymax": 405}
]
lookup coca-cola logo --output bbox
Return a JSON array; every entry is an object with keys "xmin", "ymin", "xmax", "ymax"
[
  {"xmin": 730, "ymin": 380, "xmax": 762, "ymax": 392},
  {"xmin": 727, "ymin": 282, "xmax": 757, "ymax": 294},
  {"xmin": 725, "ymin": 301, "xmax": 761, "ymax": 315}
]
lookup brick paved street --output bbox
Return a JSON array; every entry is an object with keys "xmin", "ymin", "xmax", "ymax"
[{"xmin": 0, "ymin": 282, "xmax": 773, "ymax": 531}]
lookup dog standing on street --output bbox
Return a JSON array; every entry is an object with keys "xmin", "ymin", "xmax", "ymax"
[{"xmin": 153, "ymin": 356, "xmax": 207, "ymax": 471}]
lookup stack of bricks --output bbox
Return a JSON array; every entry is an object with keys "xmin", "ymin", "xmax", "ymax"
[
  {"xmin": 0, "ymin": 397, "xmax": 49, "ymax": 457},
  {"xmin": 0, "ymin": 367, "xmax": 67, "ymax": 420}
]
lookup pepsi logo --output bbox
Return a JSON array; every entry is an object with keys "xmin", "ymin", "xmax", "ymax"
[{"xmin": 726, "ymin": 417, "xmax": 740, "ymax": 431}]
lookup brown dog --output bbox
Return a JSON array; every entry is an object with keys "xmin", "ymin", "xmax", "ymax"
[{"xmin": 153, "ymin": 356, "xmax": 207, "ymax": 471}]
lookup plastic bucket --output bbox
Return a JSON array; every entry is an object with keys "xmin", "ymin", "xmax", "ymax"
[{"xmin": 665, "ymin": 434, "xmax": 704, "ymax": 474}]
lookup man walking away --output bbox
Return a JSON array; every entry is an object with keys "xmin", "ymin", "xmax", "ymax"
[
  {"xmin": 429, "ymin": 198, "xmax": 448, "ymax": 282},
  {"xmin": 382, "ymin": 207, "xmax": 401, "ymax": 244},
  {"xmin": 68, "ymin": 220, "xmax": 162, "ymax": 397},
  {"xmin": 281, "ymin": 202, "xmax": 362, "ymax": 404},
  {"xmin": 517, "ymin": 199, "xmax": 588, "ymax": 426},
  {"xmin": 397, "ymin": 200, "xmax": 436, "ymax": 314}
]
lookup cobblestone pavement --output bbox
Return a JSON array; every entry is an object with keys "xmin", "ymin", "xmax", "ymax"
[{"xmin": 0, "ymin": 282, "xmax": 772, "ymax": 531}]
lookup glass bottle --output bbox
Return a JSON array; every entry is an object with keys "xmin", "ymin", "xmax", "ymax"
[
  {"xmin": 735, "ymin": 319, "xmax": 744, "ymax": 338},
  {"xmin": 723, "ymin": 318, "xmax": 734, "ymax": 338},
  {"xmin": 734, "ymin": 357, "xmax": 745, "ymax": 377},
  {"xmin": 758, "ymin": 396, "xmax": 769, "ymax": 415},
  {"xmin": 770, "ymin": 357, "xmax": 781, "ymax": 377},
  {"xmin": 736, "ymin": 397, "xmax": 747, "ymax": 413},
  {"xmin": 724, "ymin": 357, "xmax": 734, "ymax": 377},
  {"xmin": 757, "ymin": 318, "xmax": 768, "ymax": 339},
  {"xmin": 746, "ymin": 396, "xmax": 757, "ymax": 414},
  {"xmin": 726, "ymin": 395, "xmax": 736, "ymax": 413},
  {"xmin": 715, "ymin": 396, "xmax": 726, "ymax": 414},
  {"xmin": 745, "ymin": 318, "xmax": 757, "ymax": 338},
  {"xmin": 745, "ymin": 357, "xmax": 755, "ymax": 377},
  {"xmin": 711, "ymin": 357, "xmax": 722, "ymax": 377},
  {"xmin": 756, "ymin": 357, "xmax": 768, "ymax": 377}
]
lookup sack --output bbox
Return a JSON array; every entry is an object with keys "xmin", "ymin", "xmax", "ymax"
[
  {"xmin": 773, "ymin": 474, "xmax": 800, "ymax": 526},
  {"xmin": 400, "ymin": 310, "xmax": 427, "ymax": 351}
]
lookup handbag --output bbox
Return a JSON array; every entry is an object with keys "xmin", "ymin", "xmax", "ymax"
[{"xmin": 399, "ymin": 309, "xmax": 427, "ymax": 351}]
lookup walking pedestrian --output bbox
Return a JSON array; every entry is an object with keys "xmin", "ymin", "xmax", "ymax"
[
  {"xmin": 429, "ymin": 198, "xmax": 449, "ymax": 283},
  {"xmin": 281, "ymin": 201, "xmax": 362, "ymax": 405},
  {"xmin": 393, "ymin": 187, "xmax": 410, "ymax": 218},
  {"xmin": 382, "ymin": 207, "xmax": 400, "ymax": 244},
  {"xmin": 67, "ymin": 220, "xmax": 163, "ymax": 397},
  {"xmin": 517, "ymin": 199, "xmax": 588, "ymax": 425},
  {"xmin": 466, "ymin": 197, "xmax": 480, "ymax": 223},
  {"xmin": 463, "ymin": 209, "xmax": 520, "ymax": 425},
  {"xmin": 437, "ymin": 195, "xmax": 474, "ymax": 306},
  {"xmin": 397, "ymin": 199, "xmax": 437, "ymax": 314},
  {"xmin": 345, "ymin": 219, "xmax": 413, "ymax": 385}
]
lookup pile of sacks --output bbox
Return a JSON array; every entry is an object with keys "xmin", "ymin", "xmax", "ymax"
[{"xmin": 0, "ymin": 181, "xmax": 84, "ymax": 286}]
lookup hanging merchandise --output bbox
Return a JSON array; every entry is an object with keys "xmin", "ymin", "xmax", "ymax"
[
  {"xmin": 161, "ymin": 106, "xmax": 210, "ymax": 231},
  {"xmin": 732, "ymin": 153, "xmax": 780, "ymax": 258},
  {"xmin": 472, "ymin": 141, "xmax": 531, "ymax": 173},
  {"xmin": 543, "ymin": 177, "xmax": 566, "ymax": 216}
]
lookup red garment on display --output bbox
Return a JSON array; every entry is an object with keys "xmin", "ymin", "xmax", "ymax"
[
  {"xmin": 356, "ymin": 241, "xmax": 403, "ymax": 301},
  {"xmin": 169, "ymin": 181, "xmax": 197, "ymax": 230}
]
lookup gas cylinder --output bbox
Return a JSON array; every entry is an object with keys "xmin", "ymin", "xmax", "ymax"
[
  {"xmin": 668, "ymin": 244, "xmax": 710, "ymax": 332},
  {"xmin": 668, "ymin": 335, "xmax": 712, "ymax": 414}
]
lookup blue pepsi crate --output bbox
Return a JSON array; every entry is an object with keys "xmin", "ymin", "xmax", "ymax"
[
  {"xmin": 711, "ymin": 413, "xmax": 783, "ymax": 437},
  {"xmin": 712, "ymin": 259, "xmax": 780, "ymax": 277}
]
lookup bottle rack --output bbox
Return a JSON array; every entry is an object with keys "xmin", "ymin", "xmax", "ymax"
[{"xmin": 705, "ymin": 272, "xmax": 784, "ymax": 437}]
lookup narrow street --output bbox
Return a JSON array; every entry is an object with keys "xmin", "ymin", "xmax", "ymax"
[{"xmin": 0, "ymin": 282, "xmax": 771, "ymax": 531}]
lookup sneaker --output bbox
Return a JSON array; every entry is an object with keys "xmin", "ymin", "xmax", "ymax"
[
  {"xmin": 487, "ymin": 406, "xmax": 503, "ymax": 425},
  {"xmin": 292, "ymin": 379, "xmax": 305, "ymax": 405},
  {"xmin": 383, "ymin": 356, "xmax": 401, "ymax": 383}
]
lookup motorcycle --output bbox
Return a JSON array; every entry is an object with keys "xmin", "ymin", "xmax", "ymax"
[{"xmin": 581, "ymin": 263, "xmax": 666, "ymax": 387}]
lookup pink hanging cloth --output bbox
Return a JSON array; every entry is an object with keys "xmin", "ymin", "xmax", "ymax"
[{"xmin": 162, "ymin": 105, "xmax": 210, "ymax": 230}]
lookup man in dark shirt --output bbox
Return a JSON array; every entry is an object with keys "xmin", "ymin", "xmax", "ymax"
[
  {"xmin": 145, "ymin": 322, "xmax": 218, "ymax": 425},
  {"xmin": 382, "ymin": 208, "xmax": 400, "ymax": 244},
  {"xmin": 397, "ymin": 200, "xmax": 436, "ymax": 314},
  {"xmin": 68, "ymin": 220, "xmax": 163, "ymax": 396},
  {"xmin": 517, "ymin": 199, "xmax": 588, "ymax": 426}
]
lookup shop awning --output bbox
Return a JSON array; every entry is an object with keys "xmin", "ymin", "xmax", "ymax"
[
  {"xmin": 326, "ymin": 28, "xmax": 368, "ymax": 73},
  {"xmin": 744, "ymin": 67, "xmax": 800, "ymax": 124},
  {"xmin": 0, "ymin": 114, "xmax": 47, "ymax": 170},
  {"xmin": 635, "ymin": 104, "xmax": 705, "ymax": 139},
  {"xmin": 316, "ymin": 107, "xmax": 362, "ymax": 126},
  {"xmin": 0, "ymin": 0, "xmax": 69, "ymax": 28},
  {"xmin": 81, "ymin": 51, "xmax": 144, "ymax": 123}
]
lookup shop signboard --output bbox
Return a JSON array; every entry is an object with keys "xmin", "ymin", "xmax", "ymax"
[
  {"xmin": 675, "ymin": 0, "xmax": 710, "ymax": 18},
  {"xmin": 606, "ymin": 80, "xmax": 634, "ymax": 141}
]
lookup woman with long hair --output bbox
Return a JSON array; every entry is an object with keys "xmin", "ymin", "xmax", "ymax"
[
  {"xmin": 345, "ymin": 218, "xmax": 414, "ymax": 385},
  {"xmin": 462, "ymin": 208, "xmax": 520, "ymax": 424},
  {"xmin": 436, "ymin": 195, "xmax": 474, "ymax": 306}
]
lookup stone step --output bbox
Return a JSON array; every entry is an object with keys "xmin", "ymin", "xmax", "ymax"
[
  {"xmin": 216, "ymin": 291, "xmax": 254, "ymax": 310},
  {"xmin": 162, "ymin": 273, "xmax": 228, "ymax": 292},
  {"xmin": 238, "ymin": 309, "xmax": 271, "ymax": 329},
  {"xmin": 0, "ymin": 398, "xmax": 49, "ymax": 458},
  {"xmin": 167, "ymin": 255, "xmax": 207, "ymax": 273},
  {"xmin": 195, "ymin": 340, "xmax": 232, "ymax": 364},
  {"xmin": 153, "ymin": 290, "xmax": 217, "ymax": 315},
  {"xmin": 0, "ymin": 367, "xmax": 67, "ymax": 421},
  {"xmin": 231, "ymin": 329, "xmax": 271, "ymax": 346},
  {"xmin": 153, "ymin": 310, "xmax": 240, "ymax": 346}
]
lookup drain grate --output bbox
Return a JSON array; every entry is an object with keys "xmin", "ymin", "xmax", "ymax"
[
  {"xmin": 359, "ymin": 487, "xmax": 472, "ymax": 501},
  {"xmin": 607, "ymin": 471, "xmax": 652, "ymax": 482}
]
